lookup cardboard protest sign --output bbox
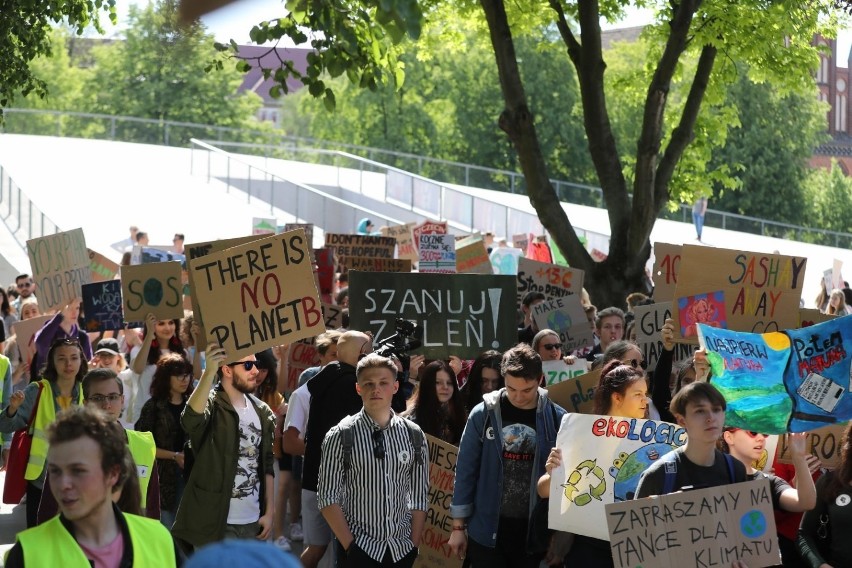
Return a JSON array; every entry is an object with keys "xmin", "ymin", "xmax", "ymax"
[
  {"xmin": 455, "ymin": 238, "xmax": 492, "ymax": 275},
  {"xmin": 532, "ymin": 296, "xmax": 594, "ymax": 353},
  {"xmin": 548, "ymin": 413, "xmax": 687, "ymax": 539},
  {"xmin": 381, "ymin": 223, "xmax": 418, "ymax": 261},
  {"xmin": 120, "ymin": 262, "xmax": 184, "ymax": 322},
  {"xmin": 348, "ymin": 271, "xmax": 516, "ymax": 359},
  {"xmin": 546, "ymin": 369, "xmax": 601, "ymax": 414},
  {"xmin": 252, "ymin": 217, "xmax": 277, "ymax": 235},
  {"xmin": 11, "ymin": 315, "xmax": 52, "ymax": 358},
  {"xmin": 324, "ymin": 234, "xmax": 396, "ymax": 259},
  {"xmin": 698, "ymin": 315, "xmax": 852, "ymax": 433},
  {"xmin": 606, "ymin": 478, "xmax": 780, "ymax": 568},
  {"xmin": 833, "ymin": 259, "xmax": 844, "ymax": 290},
  {"xmin": 339, "ymin": 257, "xmax": 412, "ymax": 273},
  {"xmin": 286, "ymin": 341, "xmax": 320, "ymax": 393},
  {"xmin": 82, "ymin": 280, "xmax": 124, "ymax": 332},
  {"xmin": 517, "ymin": 257, "xmax": 584, "ymax": 305},
  {"xmin": 27, "ymin": 228, "xmax": 91, "ymax": 311},
  {"xmin": 799, "ymin": 309, "xmax": 835, "ymax": 328},
  {"xmin": 419, "ymin": 234, "xmax": 456, "ymax": 274},
  {"xmin": 651, "ymin": 243, "xmax": 681, "ymax": 302},
  {"xmin": 634, "ymin": 302, "xmax": 697, "ymax": 372},
  {"xmin": 185, "ymin": 235, "xmax": 267, "ymax": 348},
  {"xmin": 672, "ymin": 245, "xmax": 806, "ymax": 342},
  {"xmin": 88, "ymin": 249, "xmax": 119, "ymax": 282},
  {"xmin": 284, "ymin": 223, "xmax": 314, "ymax": 246},
  {"xmin": 512, "ymin": 233, "xmax": 530, "ymax": 253},
  {"xmin": 314, "ymin": 248, "xmax": 336, "ymax": 304},
  {"xmin": 542, "ymin": 359, "xmax": 588, "ymax": 387},
  {"xmin": 322, "ymin": 302, "xmax": 344, "ymax": 330},
  {"xmin": 775, "ymin": 424, "xmax": 847, "ymax": 469},
  {"xmin": 188, "ymin": 229, "xmax": 325, "ymax": 360},
  {"xmin": 489, "ymin": 246, "xmax": 522, "ymax": 275},
  {"xmin": 413, "ymin": 435, "xmax": 463, "ymax": 568}
]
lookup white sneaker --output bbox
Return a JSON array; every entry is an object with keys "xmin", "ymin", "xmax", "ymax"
[
  {"xmin": 274, "ymin": 536, "xmax": 292, "ymax": 551},
  {"xmin": 290, "ymin": 521, "xmax": 304, "ymax": 542}
]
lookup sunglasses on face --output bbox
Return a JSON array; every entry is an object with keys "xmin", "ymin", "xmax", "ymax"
[
  {"xmin": 372, "ymin": 429, "xmax": 385, "ymax": 460},
  {"xmin": 17, "ymin": 282, "xmax": 32, "ymax": 288},
  {"xmin": 727, "ymin": 428, "xmax": 764, "ymax": 438},
  {"xmin": 227, "ymin": 361, "xmax": 258, "ymax": 371},
  {"xmin": 628, "ymin": 358, "xmax": 648, "ymax": 370},
  {"xmin": 542, "ymin": 343, "xmax": 561, "ymax": 351}
]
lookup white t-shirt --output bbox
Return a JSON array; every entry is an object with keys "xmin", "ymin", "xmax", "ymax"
[
  {"xmin": 282, "ymin": 384, "xmax": 311, "ymax": 439},
  {"xmin": 123, "ymin": 346, "xmax": 170, "ymax": 425},
  {"xmin": 228, "ymin": 394, "xmax": 262, "ymax": 525}
]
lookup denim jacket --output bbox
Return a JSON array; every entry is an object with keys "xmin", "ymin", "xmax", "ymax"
[{"xmin": 450, "ymin": 387, "xmax": 565, "ymax": 550}]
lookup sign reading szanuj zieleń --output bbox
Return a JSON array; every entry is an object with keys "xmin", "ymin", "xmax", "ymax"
[{"xmin": 187, "ymin": 229, "xmax": 325, "ymax": 360}]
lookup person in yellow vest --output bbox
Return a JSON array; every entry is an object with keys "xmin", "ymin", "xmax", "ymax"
[
  {"xmin": 37, "ymin": 368, "xmax": 161, "ymax": 523},
  {"xmin": 4, "ymin": 405, "xmax": 181, "ymax": 567},
  {"xmin": 0, "ymin": 337, "xmax": 87, "ymax": 527},
  {"xmin": 0, "ymin": 351, "xmax": 14, "ymax": 468}
]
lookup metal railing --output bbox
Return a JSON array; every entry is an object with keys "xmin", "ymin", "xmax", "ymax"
[
  {"xmin": 2, "ymin": 107, "xmax": 851, "ymax": 247},
  {"xmin": 194, "ymin": 140, "xmax": 545, "ymax": 239},
  {"xmin": 0, "ymin": 165, "xmax": 61, "ymax": 251},
  {"xmin": 189, "ymin": 139, "xmax": 406, "ymax": 234}
]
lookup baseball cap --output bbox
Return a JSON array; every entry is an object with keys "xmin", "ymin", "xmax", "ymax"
[{"xmin": 95, "ymin": 338, "xmax": 120, "ymax": 356}]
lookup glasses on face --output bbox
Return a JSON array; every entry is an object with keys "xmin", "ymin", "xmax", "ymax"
[
  {"xmin": 372, "ymin": 429, "xmax": 385, "ymax": 460},
  {"xmin": 727, "ymin": 428, "xmax": 764, "ymax": 438},
  {"xmin": 542, "ymin": 343, "xmax": 561, "ymax": 351},
  {"xmin": 228, "ymin": 361, "xmax": 258, "ymax": 371},
  {"xmin": 628, "ymin": 358, "xmax": 648, "ymax": 370},
  {"xmin": 88, "ymin": 394, "xmax": 122, "ymax": 405},
  {"xmin": 17, "ymin": 281, "xmax": 32, "ymax": 288}
]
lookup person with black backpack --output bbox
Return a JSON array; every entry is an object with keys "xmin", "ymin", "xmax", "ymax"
[{"xmin": 317, "ymin": 353, "xmax": 428, "ymax": 568}]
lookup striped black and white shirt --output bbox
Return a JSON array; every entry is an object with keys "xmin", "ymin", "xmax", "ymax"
[{"xmin": 318, "ymin": 408, "xmax": 429, "ymax": 563}]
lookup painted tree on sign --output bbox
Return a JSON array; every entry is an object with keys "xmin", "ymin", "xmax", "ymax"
[{"xmin": 228, "ymin": 0, "xmax": 837, "ymax": 307}]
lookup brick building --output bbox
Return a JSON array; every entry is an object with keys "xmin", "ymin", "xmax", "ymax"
[{"xmin": 810, "ymin": 35, "xmax": 852, "ymax": 173}]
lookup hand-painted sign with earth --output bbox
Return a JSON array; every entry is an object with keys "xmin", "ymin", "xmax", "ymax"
[
  {"xmin": 531, "ymin": 295, "xmax": 594, "ymax": 353},
  {"xmin": 548, "ymin": 413, "xmax": 686, "ymax": 540},
  {"xmin": 120, "ymin": 261, "xmax": 184, "ymax": 322},
  {"xmin": 698, "ymin": 314, "xmax": 852, "ymax": 433},
  {"xmin": 606, "ymin": 478, "xmax": 779, "ymax": 568}
]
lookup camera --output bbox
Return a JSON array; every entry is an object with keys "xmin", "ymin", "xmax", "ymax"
[{"xmin": 373, "ymin": 318, "xmax": 422, "ymax": 360}]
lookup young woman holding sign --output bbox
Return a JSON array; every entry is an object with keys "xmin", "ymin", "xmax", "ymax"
[
  {"xmin": 537, "ymin": 360, "xmax": 649, "ymax": 567},
  {"xmin": 719, "ymin": 429, "xmax": 816, "ymax": 566},
  {"xmin": 126, "ymin": 313, "xmax": 185, "ymax": 424},
  {"xmin": 798, "ymin": 421, "xmax": 852, "ymax": 568},
  {"xmin": 0, "ymin": 338, "xmax": 88, "ymax": 527}
]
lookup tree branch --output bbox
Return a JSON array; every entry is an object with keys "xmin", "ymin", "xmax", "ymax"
[
  {"xmin": 548, "ymin": 0, "xmax": 582, "ymax": 64},
  {"xmin": 480, "ymin": 0, "xmax": 592, "ymax": 271},
  {"xmin": 629, "ymin": 0, "xmax": 702, "ymax": 255},
  {"xmin": 655, "ymin": 43, "xmax": 718, "ymax": 207}
]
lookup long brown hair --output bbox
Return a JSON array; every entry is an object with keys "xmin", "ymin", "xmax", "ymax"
[
  {"xmin": 825, "ymin": 422, "xmax": 852, "ymax": 502},
  {"xmin": 408, "ymin": 361, "xmax": 466, "ymax": 445}
]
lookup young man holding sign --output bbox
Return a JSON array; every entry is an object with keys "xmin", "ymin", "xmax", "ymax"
[
  {"xmin": 172, "ymin": 344, "xmax": 276, "ymax": 552},
  {"xmin": 449, "ymin": 344, "xmax": 565, "ymax": 567},
  {"xmin": 635, "ymin": 382, "xmax": 747, "ymax": 498}
]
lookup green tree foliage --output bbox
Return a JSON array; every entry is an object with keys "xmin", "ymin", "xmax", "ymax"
[
  {"xmin": 244, "ymin": 0, "xmax": 838, "ymax": 307},
  {"xmin": 0, "ymin": 0, "xmax": 115, "ymax": 113},
  {"xmin": 710, "ymin": 71, "xmax": 828, "ymax": 227},
  {"xmin": 82, "ymin": 0, "xmax": 265, "ymax": 145},
  {"xmin": 803, "ymin": 162, "xmax": 852, "ymax": 237}
]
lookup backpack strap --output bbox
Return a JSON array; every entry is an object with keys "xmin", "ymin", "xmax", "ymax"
[
  {"xmin": 339, "ymin": 415, "xmax": 358, "ymax": 474},
  {"xmin": 401, "ymin": 418, "xmax": 424, "ymax": 466},
  {"xmin": 660, "ymin": 450, "xmax": 680, "ymax": 495}
]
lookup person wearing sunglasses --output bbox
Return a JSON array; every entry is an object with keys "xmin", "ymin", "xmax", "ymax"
[
  {"xmin": 318, "ymin": 353, "xmax": 428, "ymax": 567},
  {"xmin": 172, "ymin": 344, "xmax": 276, "ymax": 553},
  {"xmin": 719, "ymin": 428, "xmax": 816, "ymax": 565}
]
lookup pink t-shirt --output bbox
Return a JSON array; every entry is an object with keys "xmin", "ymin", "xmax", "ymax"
[{"xmin": 79, "ymin": 530, "xmax": 124, "ymax": 568}]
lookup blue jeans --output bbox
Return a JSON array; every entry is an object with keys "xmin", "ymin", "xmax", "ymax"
[{"xmin": 692, "ymin": 211, "xmax": 705, "ymax": 239}]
